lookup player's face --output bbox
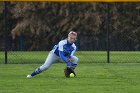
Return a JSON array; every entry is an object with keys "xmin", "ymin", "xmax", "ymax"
[{"xmin": 68, "ymin": 35, "xmax": 77, "ymax": 43}]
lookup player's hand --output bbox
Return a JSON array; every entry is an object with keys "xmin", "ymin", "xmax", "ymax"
[
  {"xmin": 67, "ymin": 58, "xmax": 72, "ymax": 62},
  {"xmin": 66, "ymin": 57, "xmax": 72, "ymax": 67}
]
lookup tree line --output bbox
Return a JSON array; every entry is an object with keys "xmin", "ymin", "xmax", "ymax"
[{"xmin": 0, "ymin": 2, "xmax": 140, "ymax": 51}]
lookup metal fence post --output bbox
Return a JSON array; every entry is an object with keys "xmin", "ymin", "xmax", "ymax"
[
  {"xmin": 106, "ymin": 3, "xmax": 110, "ymax": 63},
  {"xmin": 4, "ymin": 1, "xmax": 8, "ymax": 64}
]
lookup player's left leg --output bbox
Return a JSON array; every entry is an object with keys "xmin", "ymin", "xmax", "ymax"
[{"xmin": 71, "ymin": 56, "xmax": 78, "ymax": 69}]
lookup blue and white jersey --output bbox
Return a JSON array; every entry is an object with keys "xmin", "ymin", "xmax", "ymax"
[{"xmin": 52, "ymin": 39, "xmax": 76, "ymax": 58}]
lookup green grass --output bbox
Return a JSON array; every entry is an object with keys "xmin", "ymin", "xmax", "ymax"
[
  {"xmin": 0, "ymin": 63, "xmax": 140, "ymax": 93},
  {"xmin": 0, "ymin": 51, "xmax": 140, "ymax": 64}
]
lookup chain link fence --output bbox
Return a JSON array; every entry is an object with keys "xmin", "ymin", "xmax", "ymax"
[{"xmin": 0, "ymin": 2, "xmax": 140, "ymax": 64}]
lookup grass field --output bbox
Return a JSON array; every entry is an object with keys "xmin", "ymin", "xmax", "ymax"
[
  {"xmin": 0, "ymin": 63, "xmax": 140, "ymax": 93},
  {"xmin": 0, "ymin": 51, "xmax": 140, "ymax": 64}
]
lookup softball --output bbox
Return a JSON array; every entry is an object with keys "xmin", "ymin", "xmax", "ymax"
[{"xmin": 70, "ymin": 73, "xmax": 74, "ymax": 78}]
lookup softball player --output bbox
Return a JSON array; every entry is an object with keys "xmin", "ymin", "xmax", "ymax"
[{"xmin": 27, "ymin": 31, "xmax": 78, "ymax": 78}]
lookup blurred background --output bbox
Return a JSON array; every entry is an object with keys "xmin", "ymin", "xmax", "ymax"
[{"xmin": 0, "ymin": 2, "xmax": 140, "ymax": 64}]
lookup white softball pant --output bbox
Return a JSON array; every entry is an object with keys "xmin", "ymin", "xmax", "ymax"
[{"xmin": 39, "ymin": 51, "xmax": 78, "ymax": 71}]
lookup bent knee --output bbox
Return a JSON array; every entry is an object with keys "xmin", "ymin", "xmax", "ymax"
[
  {"xmin": 72, "ymin": 56, "xmax": 78, "ymax": 63},
  {"xmin": 74, "ymin": 56, "xmax": 78, "ymax": 62}
]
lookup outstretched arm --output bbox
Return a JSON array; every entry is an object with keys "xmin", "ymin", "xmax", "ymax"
[
  {"xmin": 59, "ymin": 51, "xmax": 67, "ymax": 62},
  {"xmin": 59, "ymin": 51, "xmax": 71, "ymax": 67}
]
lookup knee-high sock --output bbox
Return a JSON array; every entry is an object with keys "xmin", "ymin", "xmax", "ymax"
[{"xmin": 31, "ymin": 68, "xmax": 42, "ymax": 76}]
